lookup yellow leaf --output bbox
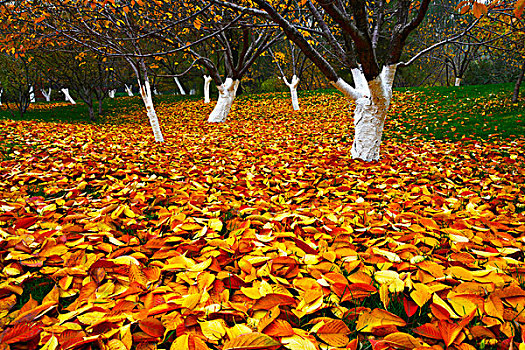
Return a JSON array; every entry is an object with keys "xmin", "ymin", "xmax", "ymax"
[{"xmin": 199, "ymin": 319, "xmax": 227, "ymax": 341}]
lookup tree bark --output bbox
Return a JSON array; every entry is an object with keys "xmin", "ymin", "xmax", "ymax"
[
  {"xmin": 208, "ymin": 78, "xmax": 239, "ymax": 123},
  {"xmin": 125, "ymin": 84, "xmax": 134, "ymax": 97},
  {"xmin": 512, "ymin": 59, "xmax": 525, "ymax": 103},
  {"xmin": 332, "ymin": 65, "xmax": 397, "ymax": 161},
  {"xmin": 455, "ymin": 77, "xmax": 462, "ymax": 86},
  {"xmin": 88, "ymin": 103, "xmax": 96, "ymax": 122},
  {"xmin": 41, "ymin": 88, "xmax": 52, "ymax": 102},
  {"xmin": 61, "ymin": 88, "xmax": 76, "ymax": 104},
  {"xmin": 203, "ymin": 75, "xmax": 213, "ymax": 103},
  {"xmin": 108, "ymin": 89, "xmax": 116, "ymax": 98},
  {"xmin": 174, "ymin": 77, "xmax": 186, "ymax": 95},
  {"xmin": 138, "ymin": 78, "xmax": 164, "ymax": 142},
  {"xmin": 29, "ymin": 85, "xmax": 35, "ymax": 103},
  {"xmin": 283, "ymin": 75, "xmax": 300, "ymax": 110},
  {"xmin": 0, "ymin": 88, "xmax": 3, "ymax": 105},
  {"xmin": 98, "ymin": 96, "xmax": 103, "ymax": 115}
]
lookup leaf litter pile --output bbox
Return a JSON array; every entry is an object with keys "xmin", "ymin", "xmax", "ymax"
[{"xmin": 0, "ymin": 92, "xmax": 525, "ymax": 350}]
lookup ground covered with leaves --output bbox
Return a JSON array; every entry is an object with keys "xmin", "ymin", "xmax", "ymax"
[{"xmin": 0, "ymin": 90, "xmax": 524, "ymax": 350}]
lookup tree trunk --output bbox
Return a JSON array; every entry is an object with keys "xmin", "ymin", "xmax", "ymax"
[
  {"xmin": 332, "ymin": 65, "xmax": 396, "ymax": 161},
  {"xmin": 512, "ymin": 59, "xmax": 525, "ymax": 103},
  {"xmin": 125, "ymin": 84, "xmax": 134, "ymax": 97},
  {"xmin": 61, "ymin": 88, "xmax": 76, "ymax": 104},
  {"xmin": 108, "ymin": 89, "xmax": 116, "ymax": 98},
  {"xmin": 88, "ymin": 103, "xmax": 96, "ymax": 122},
  {"xmin": 138, "ymin": 78, "xmax": 164, "ymax": 142},
  {"xmin": 203, "ymin": 75, "xmax": 213, "ymax": 103},
  {"xmin": 455, "ymin": 77, "xmax": 462, "ymax": 86},
  {"xmin": 41, "ymin": 88, "xmax": 52, "ymax": 102},
  {"xmin": 0, "ymin": 88, "xmax": 3, "ymax": 105},
  {"xmin": 29, "ymin": 86, "xmax": 35, "ymax": 103},
  {"xmin": 98, "ymin": 96, "xmax": 104, "ymax": 115},
  {"xmin": 208, "ymin": 78, "xmax": 239, "ymax": 123},
  {"xmin": 174, "ymin": 77, "xmax": 186, "ymax": 95},
  {"xmin": 283, "ymin": 75, "xmax": 300, "ymax": 110}
]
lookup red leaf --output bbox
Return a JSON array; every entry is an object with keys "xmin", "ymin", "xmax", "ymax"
[
  {"xmin": 14, "ymin": 216, "xmax": 38, "ymax": 229},
  {"xmin": 139, "ymin": 317, "xmax": 165, "ymax": 338},
  {"xmin": 413, "ymin": 323, "xmax": 442, "ymax": 340},
  {"xmin": 403, "ymin": 297, "xmax": 418, "ymax": 318},
  {"xmin": 0, "ymin": 322, "xmax": 42, "ymax": 344}
]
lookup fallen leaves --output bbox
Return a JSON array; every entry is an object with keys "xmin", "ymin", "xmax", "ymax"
[{"xmin": 0, "ymin": 92, "xmax": 524, "ymax": 349}]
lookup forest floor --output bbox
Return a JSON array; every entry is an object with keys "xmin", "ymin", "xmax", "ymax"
[{"xmin": 0, "ymin": 84, "xmax": 524, "ymax": 350}]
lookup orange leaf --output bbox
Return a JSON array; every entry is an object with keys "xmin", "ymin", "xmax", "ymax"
[
  {"xmin": 262, "ymin": 319, "xmax": 294, "ymax": 337},
  {"xmin": 139, "ymin": 317, "xmax": 165, "ymax": 338},
  {"xmin": 413, "ymin": 323, "xmax": 442, "ymax": 340},
  {"xmin": 356, "ymin": 309, "xmax": 406, "ymax": 333},
  {"xmin": 0, "ymin": 322, "xmax": 42, "ymax": 344},
  {"xmin": 315, "ymin": 319, "xmax": 350, "ymax": 347},
  {"xmin": 222, "ymin": 332, "xmax": 280, "ymax": 350},
  {"xmin": 438, "ymin": 321, "xmax": 463, "ymax": 347}
]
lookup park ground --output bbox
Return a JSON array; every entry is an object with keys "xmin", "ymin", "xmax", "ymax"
[{"xmin": 0, "ymin": 84, "xmax": 524, "ymax": 349}]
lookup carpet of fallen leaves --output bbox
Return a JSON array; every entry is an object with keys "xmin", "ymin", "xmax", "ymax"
[{"xmin": 1, "ymin": 92, "xmax": 525, "ymax": 350}]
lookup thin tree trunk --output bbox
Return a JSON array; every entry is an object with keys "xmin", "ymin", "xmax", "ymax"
[
  {"xmin": 98, "ymin": 96, "xmax": 103, "ymax": 115},
  {"xmin": 41, "ymin": 88, "xmax": 52, "ymax": 102},
  {"xmin": 88, "ymin": 103, "xmax": 96, "ymax": 122},
  {"xmin": 61, "ymin": 88, "xmax": 76, "ymax": 104},
  {"xmin": 29, "ymin": 86, "xmax": 35, "ymax": 103},
  {"xmin": 455, "ymin": 77, "xmax": 462, "ymax": 86},
  {"xmin": 174, "ymin": 77, "xmax": 186, "ymax": 95},
  {"xmin": 203, "ymin": 75, "xmax": 213, "ymax": 103},
  {"xmin": 513, "ymin": 59, "xmax": 525, "ymax": 103},
  {"xmin": 283, "ymin": 75, "xmax": 300, "ymax": 110},
  {"xmin": 125, "ymin": 84, "xmax": 134, "ymax": 97},
  {"xmin": 138, "ymin": 78, "xmax": 164, "ymax": 142}
]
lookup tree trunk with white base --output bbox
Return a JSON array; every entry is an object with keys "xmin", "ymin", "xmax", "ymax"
[
  {"xmin": 0, "ymin": 88, "xmax": 3, "ymax": 105},
  {"xmin": 108, "ymin": 89, "xmax": 116, "ymax": 98},
  {"xmin": 208, "ymin": 78, "xmax": 239, "ymax": 123},
  {"xmin": 283, "ymin": 75, "xmax": 300, "ymax": 110},
  {"xmin": 174, "ymin": 77, "xmax": 186, "ymax": 95},
  {"xmin": 138, "ymin": 79, "xmax": 164, "ymax": 142},
  {"xmin": 455, "ymin": 77, "xmax": 462, "ymax": 86},
  {"xmin": 203, "ymin": 75, "xmax": 213, "ymax": 103},
  {"xmin": 29, "ymin": 86, "xmax": 35, "ymax": 103},
  {"xmin": 331, "ymin": 65, "xmax": 397, "ymax": 161},
  {"xmin": 125, "ymin": 84, "xmax": 134, "ymax": 97},
  {"xmin": 61, "ymin": 88, "xmax": 76, "ymax": 104},
  {"xmin": 41, "ymin": 88, "xmax": 52, "ymax": 102}
]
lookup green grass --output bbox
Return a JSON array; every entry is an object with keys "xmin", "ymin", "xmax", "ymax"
[
  {"xmin": 1, "ymin": 83, "xmax": 523, "ymax": 141},
  {"xmin": 393, "ymin": 83, "xmax": 525, "ymax": 141}
]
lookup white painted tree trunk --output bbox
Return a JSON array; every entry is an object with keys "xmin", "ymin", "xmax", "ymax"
[
  {"xmin": 331, "ymin": 65, "xmax": 397, "ymax": 161},
  {"xmin": 138, "ymin": 79, "xmax": 164, "ymax": 142},
  {"xmin": 283, "ymin": 75, "xmax": 300, "ymax": 110},
  {"xmin": 0, "ymin": 88, "xmax": 3, "ymax": 105},
  {"xmin": 203, "ymin": 75, "xmax": 213, "ymax": 104},
  {"xmin": 61, "ymin": 88, "xmax": 76, "ymax": 104},
  {"xmin": 125, "ymin": 84, "xmax": 134, "ymax": 96},
  {"xmin": 174, "ymin": 77, "xmax": 186, "ymax": 95},
  {"xmin": 29, "ymin": 86, "xmax": 35, "ymax": 103},
  {"xmin": 108, "ymin": 89, "xmax": 116, "ymax": 98},
  {"xmin": 41, "ymin": 88, "xmax": 52, "ymax": 102},
  {"xmin": 208, "ymin": 78, "xmax": 239, "ymax": 123},
  {"xmin": 153, "ymin": 87, "xmax": 159, "ymax": 95},
  {"xmin": 190, "ymin": 89, "xmax": 196, "ymax": 95},
  {"xmin": 455, "ymin": 77, "xmax": 462, "ymax": 86}
]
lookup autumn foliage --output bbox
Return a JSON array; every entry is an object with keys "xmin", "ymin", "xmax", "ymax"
[{"xmin": 0, "ymin": 92, "xmax": 524, "ymax": 349}]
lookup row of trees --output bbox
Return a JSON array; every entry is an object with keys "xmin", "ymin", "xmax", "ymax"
[{"xmin": 0, "ymin": 0, "xmax": 523, "ymax": 159}]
